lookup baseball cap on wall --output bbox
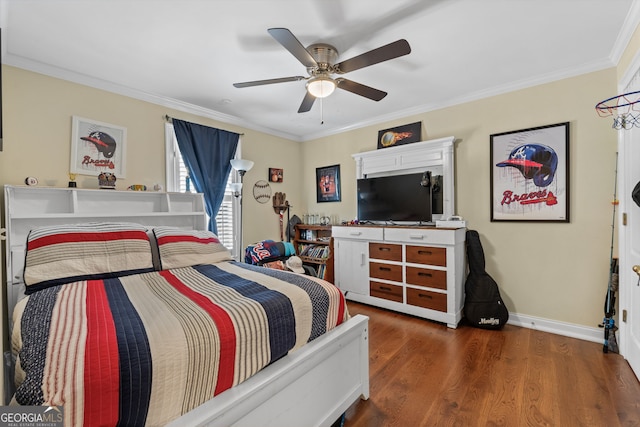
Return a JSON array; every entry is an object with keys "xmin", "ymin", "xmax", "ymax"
[
  {"xmin": 81, "ymin": 131, "xmax": 117, "ymax": 158},
  {"xmin": 496, "ymin": 143, "xmax": 558, "ymax": 188}
]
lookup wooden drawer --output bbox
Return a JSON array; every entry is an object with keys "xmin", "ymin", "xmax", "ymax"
[
  {"xmin": 406, "ymin": 245, "xmax": 446, "ymax": 267},
  {"xmin": 369, "ymin": 242, "xmax": 402, "ymax": 261},
  {"xmin": 369, "ymin": 262, "xmax": 402, "ymax": 282},
  {"xmin": 407, "ymin": 288, "xmax": 447, "ymax": 312},
  {"xmin": 370, "ymin": 281, "xmax": 403, "ymax": 303},
  {"xmin": 406, "ymin": 266, "xmax": 447, "ymax": 290}
]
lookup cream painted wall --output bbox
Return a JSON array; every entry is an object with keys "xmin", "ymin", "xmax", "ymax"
[
  {"xmin": 0, "ymin": 66, "xmax": 302, "ymax": 248},
  {"xmin": 301, "ymin": 69, "xmax": 619, "ymax": 328},
  {"xmin": 0, "ymin": 63, "xmax": 625, "ymax": 330},
  {"xmin": 618, "ymin": 22, "xmax": 640, "ymax": 82},
  {"xmin": 240, "ymin": 132, "xmax": 304, "ymax": 245}
]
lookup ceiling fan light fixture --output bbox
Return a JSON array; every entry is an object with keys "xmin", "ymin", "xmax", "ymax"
[{"xmin": 306, "ymin": 76, "xmax": 336, "ymax": 98}]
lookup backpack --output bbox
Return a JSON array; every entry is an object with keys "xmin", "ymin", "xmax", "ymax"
[
  {"xmin": 287, "ymin": 214, "xmax": 302, "ymax": 241},
  {"xmin": 464, "ymin": 230, "xmax": 509, "ymax": 329}
]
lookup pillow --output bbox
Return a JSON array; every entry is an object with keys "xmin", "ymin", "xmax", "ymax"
[
  {"xmin": 23, "ymin": 222, "xmax": 154, "ymax": 294},
  {"xmin": 153, "ymin": 227, "xmax": 233, "ymax": 269}
]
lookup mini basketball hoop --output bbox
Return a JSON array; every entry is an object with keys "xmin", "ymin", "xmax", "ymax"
[{"xmin": 595, "ymin": 90, "xmax": 640, "ymax": 129}]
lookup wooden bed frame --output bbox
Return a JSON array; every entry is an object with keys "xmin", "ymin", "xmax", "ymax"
[{"xmin": 3, "ymin": 185, "xmax": 369, "ymax": 426}]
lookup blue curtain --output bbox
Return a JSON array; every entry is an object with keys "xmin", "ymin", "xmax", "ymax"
[{"xmin": 172, "ymin": 119, "xmax": 240, "ymax": 233}]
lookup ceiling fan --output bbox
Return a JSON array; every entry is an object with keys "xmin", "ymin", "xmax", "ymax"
[{"xmin": 233, "ymin": 28, "xmax": 411, "ymax": 113}]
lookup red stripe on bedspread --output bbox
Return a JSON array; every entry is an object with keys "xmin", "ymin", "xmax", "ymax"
[
  {"xmin": 27, "ymin": 230, "xmax": 149, "ymax": 250},
  {"xmin": 337, "ymin": 288, "xmax": 346, "ymax": 325},
  {"xmin": 156, "ymin": 235, "xmax": 220, "ymax": 245},
  {"xmin": 159, "ymin": 270, "xmax": 237, "ymax": 395},
  {"xmin": 84, "ymin": 280, "xmax": 120, "ymax": 426}
]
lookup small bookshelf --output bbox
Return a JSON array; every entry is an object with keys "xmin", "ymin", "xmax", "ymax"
[{"xmin": 293, "ymin": 224, "xmax": 334, "ymax": 283}]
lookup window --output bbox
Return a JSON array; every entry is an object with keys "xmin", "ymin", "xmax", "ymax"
[{"xmin": 165, "ymin": 124, "xmax": 241, "ymax": 259}]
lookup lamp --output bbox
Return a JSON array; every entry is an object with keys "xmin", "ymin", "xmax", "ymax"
[
  {"xmin": 230, "ymin": 182, "xmax": 242, "ymax": 198},
  {"xmin": 230, "ymin": 158, "xmax": 254, "ymax": 261},
  {"xmin": 306, "ymin": 76, "xmax": 336, "ymax": 98},
  {"xmin": 230, "ymin": 159, "xmax": 255, "ymax": 178}
]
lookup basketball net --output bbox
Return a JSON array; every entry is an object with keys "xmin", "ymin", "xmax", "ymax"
[{"xmin": 595, "ymin": 90, "xmax": 640, "ymax": 129}]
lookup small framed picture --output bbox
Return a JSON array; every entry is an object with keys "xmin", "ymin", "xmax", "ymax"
[
  {"xmin": 269, "ymin": 168, "xmax": 283, "ymax": 182},
  {"xmin": 377, "ymin": 121, "xmax": 422, "ymax": 149},
  {"xmin": 316, "ymin": 164, "xmax": 341, "ymax": 203},
  {"xmin": 70, "ymin": 116, "xmax": 127, "ymax": 177},
  {"xmin": 490, "ymin": 122, "xmax": 570, "ymax": 222}
]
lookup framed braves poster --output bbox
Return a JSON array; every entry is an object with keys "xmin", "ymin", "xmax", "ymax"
[
  {"xmin": 70, "ymin": 116, "xmax": 127, "ymax": 177},
  {"xmin": 490, "ymin": 122, "xmax": 569, "ymax": 222}
]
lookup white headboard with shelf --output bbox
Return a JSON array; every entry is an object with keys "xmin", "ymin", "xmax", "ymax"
[
  {"xmin": 3, "ymin": 185, "xmax": 207, "ymax": 323},
  {"xmin": 352, "ymin": 136, "xmax": 456, "ymax": 220}
]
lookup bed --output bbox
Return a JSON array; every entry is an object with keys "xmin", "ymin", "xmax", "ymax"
[{"xmin": 3, "ymin": 186, "xmax": 369, "ymax": 427}]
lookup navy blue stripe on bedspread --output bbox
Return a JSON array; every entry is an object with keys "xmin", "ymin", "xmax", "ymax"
[
  {"xmin": 16, "ymin": 286, "xmax": 61, "ymax": 405},
  {"xmin": 102, "ymin": 278, "xmax": 152, "ymax": 427},
  {"xmin": 193, "ymin": 264, "xmax": 296, "ymax": 359},
  {"xmin": 229, "ymin": 262, "xmax": 331, "ymax": 341}
]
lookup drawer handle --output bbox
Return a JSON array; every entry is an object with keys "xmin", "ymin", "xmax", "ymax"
[
  {"xmin": 410, "ymin": 234, "xmax": 425, "ymax": 240},
  {"xmin": 350, "ymin": 231, "xmax": 362, "ymax": 236},
  {"xmin": 379, "ymin": 286, "xmax": 392, "ymax": 291},
  {"xmin": 379, "ymin": 267, "xmax": 392, "ymax": 271},
  {"xmin": 418, "ymin": 293, "xmax": 433, "ymax": 299},
  {"xmin": 378, "ymin": 247, "xmax": 391, "ymax": 251},
  {"xmin": 418, "ymin": 272, "xmax": 433, "ymax": 277},
  {"xmin": 418, "ymin": 250, "xmax": 432, "ymax": 255}
]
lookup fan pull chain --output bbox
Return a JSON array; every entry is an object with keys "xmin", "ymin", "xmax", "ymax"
[{"xmin": 320, "ymin": 97, "xmax": 324, "ymax": 125}]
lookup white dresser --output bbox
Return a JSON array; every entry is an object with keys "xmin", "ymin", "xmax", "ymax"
[{"xmin": 333, "ymin": 225, "xmax": 466, "ymax": 328}]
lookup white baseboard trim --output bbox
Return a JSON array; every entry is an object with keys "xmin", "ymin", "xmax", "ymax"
[{"xmin": 508, "ymin": 312, "xmax": 604, "ymax": 344}]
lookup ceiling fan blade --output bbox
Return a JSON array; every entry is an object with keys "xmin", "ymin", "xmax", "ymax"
[
  {"xmin": 233, "ymin": 76, "xmax": 306, "ymax": 88},
  {"xmin": 298, "ymin": 92, "xmax": 316, "ymax": 113},
  {"xmin": 267, "ymin": 28, "xmax": 318, "ymax": 68},
  {"xmin": 335, "ymin": 39, "xmax": 411, "ymax": 74},
  {"xmin": 336, "ymin": 78, "xmax": 387, "ymax": 101}
]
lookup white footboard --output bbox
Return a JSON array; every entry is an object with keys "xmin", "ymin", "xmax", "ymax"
[{"xmin": 169, "ymin": 314, "xmax": 369, "ymax": 427}]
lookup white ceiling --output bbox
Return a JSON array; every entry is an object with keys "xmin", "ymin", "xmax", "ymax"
[{"xmin": 1, "ymin": 0, "xmax": 638, "ymax": 141}]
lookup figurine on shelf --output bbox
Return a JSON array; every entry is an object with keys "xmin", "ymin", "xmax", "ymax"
[
  {"xmin": 98, "ymin": 172, "xmax": 116, "ymax": 189},
  {"xmin": 127, "ymin": 184, "xmax": 147, "ymax": 191},
  {"xmin": 68, "ymin": 173, "xmax": 77, "ymax": 188}
]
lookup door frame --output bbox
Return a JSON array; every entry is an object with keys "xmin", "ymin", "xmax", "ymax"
[{"xmin": 617, "ymin": 52, "xmax": 640, "ymax": 376}]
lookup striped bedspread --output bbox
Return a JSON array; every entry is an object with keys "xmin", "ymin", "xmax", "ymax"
[{"xmin": 12, "ymin": 261, "xmax": 348, "ymax": 427}]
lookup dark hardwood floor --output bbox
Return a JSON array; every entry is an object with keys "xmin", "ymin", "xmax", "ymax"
[{"xmin": 343, "ymin": 301, "xmax": 640, "ymax": 427}]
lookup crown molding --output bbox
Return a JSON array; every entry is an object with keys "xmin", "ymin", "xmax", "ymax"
[
  {"xmin": 4, "ymin": 54, "xmax": 303, "ymax": 142},
  {"xmin": 610, "ymin": 0, "xmax": 640, "ymax": 65},
  {"xmin": 5, "ymin": 46, "xmax": 624, "ymax": 144},
  {"xmin": 300, "ymin": 58, "xmax": 615, "ymax": 142}
]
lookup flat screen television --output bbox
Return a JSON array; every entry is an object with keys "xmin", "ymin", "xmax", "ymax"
[{"xmin": 357, "ymin": 172, "xmax": 432, "ymax": 223}]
